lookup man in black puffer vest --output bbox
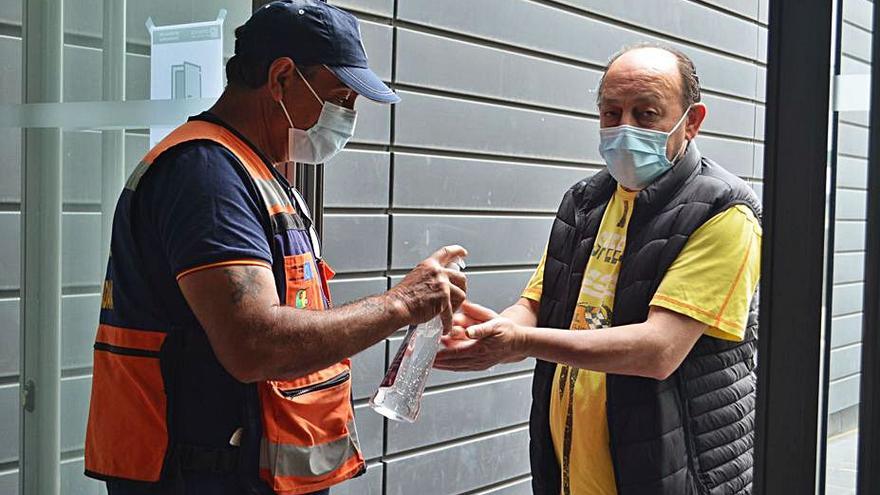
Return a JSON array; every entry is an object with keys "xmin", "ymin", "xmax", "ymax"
[{"xmin": 436, "ymin": 44, "xmax": 761, "ymax": 495}]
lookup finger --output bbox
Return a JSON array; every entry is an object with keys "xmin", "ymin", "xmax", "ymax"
[
  {"xmin": 449, "ymin": 285, "xmax": 467, "ymax": 312},
  {"xmin": 437, "ymin": 339, "xmax": 474, "ymax": 356},
  {"xmin": 444, "ymin": 325, "xmax": 469, "ymax": 340},
  {"xmin": 433, "ymin": 362, "xmax": 475, "ymax": 371},
  {"xmin": 445, "ymin": 269, "xmax": 467, "ymax": 293},
  {"xmin": 460, "ymin": 301, "xmax": 500, "ymax": 322},
  {"xmin": 433, "ymin": 361, "xmax": 464, "ymax": 371},
  {"xmin": 434, "ymin": 360, "xmax": 490, "ymax": 372},
  {"xmin": 431, "ymin": 245, "xmax": 468, "ymax": 267},
  {"xmin": 452, "ymin": 309, "xmax": 483, "ymax": 328},
  {"xmin": 441, "ymin": 324, "xmax": 467, "ymax": 342},
  {"xmin": 439, "ymin": 296, "xmax": 455, "ymax": 334},
  {"xmin": 435, "ymin": 346, "xmax": 455, "ymax": 359},
  {"xmin": 465, "ymin": 321, "xmax": 495, "ymax": 340},
  {"xmin": 439, "ymin": 335, "xmax": 487, "ymax": 358},
  {"xmin": 433, "ymin": 349, "xmax": 477, "ymax": 368},
  {"xmin": 439, "ymin": 352, "xmax": 491, "ymax": 370}
]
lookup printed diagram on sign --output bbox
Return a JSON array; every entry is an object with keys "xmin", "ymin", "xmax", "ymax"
[{"xmin": 171, "ymin": 62, "xmax": 202, "ymax": 99}]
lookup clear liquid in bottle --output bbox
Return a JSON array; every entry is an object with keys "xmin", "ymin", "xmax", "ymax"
[{"xmin": 370, "ymin": 258, "xmax": 464, "ymax": 422}]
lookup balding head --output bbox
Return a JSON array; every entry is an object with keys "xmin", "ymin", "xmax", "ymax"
[{"xmin": 598, "ymin": 44, "xmax": 701, "ymax": 111}]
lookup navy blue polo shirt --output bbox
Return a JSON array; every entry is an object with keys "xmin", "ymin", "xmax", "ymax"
[{"xmin": 131, "ymin": 113, "xmax": 274, "ymax": 327}]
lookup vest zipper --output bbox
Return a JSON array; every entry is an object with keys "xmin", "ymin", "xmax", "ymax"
[
  {"xmin": 676, "ymin": 373, "xmax": 707, "ymax": 495},
  {"xmin": 605, "ymin": 378, "xmax": 625, "ymax": 491},
  {"xmin": 280, "ymin": 371, "xmax": 350, "ymax": 398}
]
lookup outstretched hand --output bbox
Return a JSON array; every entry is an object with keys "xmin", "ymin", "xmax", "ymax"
[{"xmin": 435, "ymin": 301, "xmax": 528, "ymax": 371}]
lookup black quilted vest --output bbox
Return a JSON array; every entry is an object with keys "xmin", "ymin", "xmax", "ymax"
[{"xmin": 529, "ymin": 143, "xmax": 761, "ymax": 495}]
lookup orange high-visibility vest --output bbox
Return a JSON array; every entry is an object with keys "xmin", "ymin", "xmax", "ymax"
[{"xmin": 84, "ymin": 120, "xmax": 364, "ymax": 494}]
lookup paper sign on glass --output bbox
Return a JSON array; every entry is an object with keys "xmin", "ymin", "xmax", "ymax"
[{"xmin": 147, "ymin": 10, "xmax": 227, "ymax": 146}]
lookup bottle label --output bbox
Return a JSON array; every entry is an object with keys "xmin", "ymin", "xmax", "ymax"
[{"xmin": 380, "ymin": 325, "xmax": 418, "ymax": 387}]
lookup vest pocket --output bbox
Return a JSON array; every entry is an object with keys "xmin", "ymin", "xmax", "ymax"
[
  {"xmin": 279, "ymin": 370, "xmax": 350, "ymax": 399},
  {"xmin": 85, "ymin": 324, "xmax": 168, "ymax": 482},
  {"xmin": 258, "ymin": 360, "xmax": 364, "ymax": 494},
  {"xmin": 269, "ymin": 250, "xmax": 363, "ymax": 492}
]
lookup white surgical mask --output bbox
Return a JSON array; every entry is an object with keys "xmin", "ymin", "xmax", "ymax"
[{"xmin": 278, "ymin": 68, "xmax": 357, "ymax": 164}]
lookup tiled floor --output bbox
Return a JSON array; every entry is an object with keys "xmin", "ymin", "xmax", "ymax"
[{"xmin": 826, "ymin": 430, "xmax": 858, "ymax": 495}]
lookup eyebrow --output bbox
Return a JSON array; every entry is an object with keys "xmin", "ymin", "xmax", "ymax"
[{"xmin": 599, "ymin": 93, "xmax": 664, "ymax": 106}]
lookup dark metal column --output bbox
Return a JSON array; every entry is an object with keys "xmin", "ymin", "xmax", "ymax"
[
  {"xmin": 295, "ymin": 163, "xmax": 324, "ymax": 237},
  {"xmin": 754, "ymin": 1, "xmax": 834, "ymax": 493}
]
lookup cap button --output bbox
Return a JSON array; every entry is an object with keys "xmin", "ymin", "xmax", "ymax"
[{"xmin": 298, "ymin": 9, "xmax": 305, "ymax": 14}]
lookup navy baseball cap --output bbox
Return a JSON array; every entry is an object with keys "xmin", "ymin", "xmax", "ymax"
[{"xmin": 235, "ymin": 0, "xmax": 400, "ymax": 103}]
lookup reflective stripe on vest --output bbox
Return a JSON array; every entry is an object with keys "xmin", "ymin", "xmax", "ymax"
[
  {"xmin": 259, "ymin": 419, "xmax": 364, "ymax": 494},
  {"xmin": 260, "ymin": 423, "xmax": 359, "ymax": 478},
  {"xmin": 84, "ymin": 120, "xmax": 363, "ymax": 490}
]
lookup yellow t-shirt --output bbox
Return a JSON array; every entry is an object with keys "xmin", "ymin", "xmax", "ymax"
[{"xmin": 522, "ymin": 189, "xmax": 761, "ymax": 495}]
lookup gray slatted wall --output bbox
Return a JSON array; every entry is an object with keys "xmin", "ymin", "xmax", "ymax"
[
  {"xmin": 828, "ymin": 0, "xmax": 873, "ymax": 436},
  {"xmin": 327, "ymin": 1, "xmax": 768, "ymax": 493}
]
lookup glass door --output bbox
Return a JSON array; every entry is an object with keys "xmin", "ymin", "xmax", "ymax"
[{"xmin": 757, "ymin": 0, "xmax": 880, "ymax": 494}]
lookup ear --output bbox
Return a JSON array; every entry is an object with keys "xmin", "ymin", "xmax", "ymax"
[
  {"xmin": 685, "ymin": 103, "xmax": 708, "ymax": 140},
  {"xmin": 267, "ymin": 57, "xmax": 296, "ymax": 103}
]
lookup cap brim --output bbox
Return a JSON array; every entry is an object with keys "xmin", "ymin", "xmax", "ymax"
[{"xmin": 328, "ymin": 65, "xmax": 400, "ymax": 104}]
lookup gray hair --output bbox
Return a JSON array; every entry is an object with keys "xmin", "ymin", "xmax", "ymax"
[{"xmin": 596, "ymin": 42, "xmax": 701, "ymax": 111}]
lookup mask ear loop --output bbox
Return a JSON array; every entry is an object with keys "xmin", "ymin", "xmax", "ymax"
[
  {"xmin": 321, "ymin": 64, "xmax": 354, "ymax": 104},
  {"xmin": 278, "ymin": 98, "xmax": 295, "ymax": 128},
  {"xmin": 278, "ymin": 67, "xmax": 326, "ymax": 129},
  {"xmin": 670, "ymin": 106, "xmax": 693, "ymax": 163},
  {"xmin": 669, "ymin": 105, "xmax": 692, "ymax": 135},
  {"xmin": 295, "ymin": 67, "xmax": 324, "ymax": 105}
]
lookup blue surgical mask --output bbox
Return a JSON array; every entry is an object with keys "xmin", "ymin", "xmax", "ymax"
[
  {"xmin": 598, "ymin": 108, "xmax": 690, "ymax": 190},
  {"xmin": 278, "ymin": 67, "xmax": 357, "ymax": 165}
]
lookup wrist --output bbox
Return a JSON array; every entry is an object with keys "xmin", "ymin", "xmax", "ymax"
[
  {"xmin": 511, "ymin": 323, "xmax": 531, "ymax": 359},
  {"xmin": 381, "ymin": 290, "xmax": 411, "ymax": 329}
]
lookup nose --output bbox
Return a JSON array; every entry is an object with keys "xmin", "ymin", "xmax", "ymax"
[{"xmin": 618, "ymin": 111, "xmax": 639, "ymax": 127}]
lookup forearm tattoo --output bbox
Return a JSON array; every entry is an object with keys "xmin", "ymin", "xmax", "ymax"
[
  {"xmin": 223, "ymin": 266, "xmax": 262, "ymax": 304},
  {"xmin": 337, "ymin": 295, "xmax": 389, "ymax": 322},
  {"xmin": 358, "ymin": 296, "xmax": 386, "ymax": 317}
]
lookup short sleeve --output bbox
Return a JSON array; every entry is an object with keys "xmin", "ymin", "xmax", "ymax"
[
  {"xmin": 522, "ymin": 248, "xmax": 548, "ymax": 303},
  {"xmin": 650, "ymin": 205, "xmax": 762, "ymax": 341},
  {"xmin": 136, "ymin": 141, "xmax": 273, "ymax": 280}
]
